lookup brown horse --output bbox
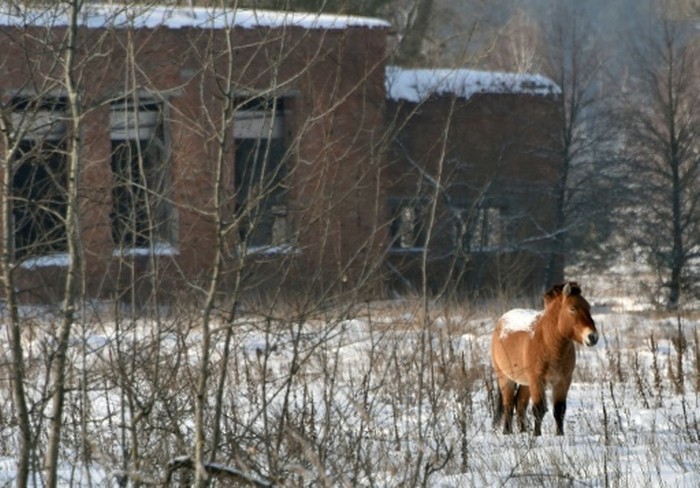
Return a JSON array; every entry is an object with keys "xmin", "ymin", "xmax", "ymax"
[{"xmin": 491, "ymin": 282, "xmax": 598, "ymax": 436}]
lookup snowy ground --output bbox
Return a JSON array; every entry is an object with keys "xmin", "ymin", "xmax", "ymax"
[{"xmin": 1, "ymin": 281, "xmax": 700, "ymax": 486}]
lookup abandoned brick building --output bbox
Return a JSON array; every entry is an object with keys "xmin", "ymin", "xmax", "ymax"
[
  {"xmin": 385, "ymin": 67, "xmax": 563, "ymax": 294},
  {"xmin": 0, "ymin": 4, "xmax": 562, "ymax": 301}
]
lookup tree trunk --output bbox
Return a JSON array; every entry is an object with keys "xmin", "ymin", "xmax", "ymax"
[
  {"xmin": 396, "ymin": 0, "xmax": 434, "ymax": 64},
  {"xmin": 45, "ymin": 2, "xmax": 82, "ymax": 485},
  {"xmin": 0, "ymin": 134, "xmax": 32, "ymax": 486},
  {"xmin": 669, "ymin": 155, "xmax": 683, "ymax": 309}
]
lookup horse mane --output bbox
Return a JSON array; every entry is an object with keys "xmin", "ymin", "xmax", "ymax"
[{"xmin": 544, "ymin": 282, "xmax": 581, "ymax": 303}]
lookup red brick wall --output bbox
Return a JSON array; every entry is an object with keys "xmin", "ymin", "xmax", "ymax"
[
  {"xmin": 386, "ymin": 92, "xmax": 564, "ymax": 295},
  {"xmin": 0, "ymin": 23, "xmax": 389, "ymax": 300},
  {"xmin": 0, "ymin": 20, "xmax": 563, "ymax": 301}
]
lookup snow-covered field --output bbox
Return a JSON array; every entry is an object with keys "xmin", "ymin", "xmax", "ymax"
[{"xmin": 1, "ymin": 281, "xmax": 700, "ymax": 486}]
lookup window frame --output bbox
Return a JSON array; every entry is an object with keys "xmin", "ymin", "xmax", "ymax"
[
  {"xmin": 8, "ymin": 95, "xmax": 69, "ymax": 262},
  {"xmin": 233, "ymin": 95, "xmax": 291, "ymax": 252},
  {"xmin": 388, "ymin": 196, "xmax": 430, "ymax": 252},
  {"xmin": 109, "ymin": 96, "xmax": 177, "ymax": 255},
  {"xmin": 452, "ymin": 203, "xmax": 507, "ymax": 254}
]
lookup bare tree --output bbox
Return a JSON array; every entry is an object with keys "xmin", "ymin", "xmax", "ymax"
[
  {"xmin": 44, "ymin": 2, "xmax": 85, "ymax": 486},
  {"xmin": 0, "ymin": 2, "xmax": 562, "ymax": 487},
  {"xmin": 0, "ymin": 3, "xmax": 85, "ymax": 485},
  {"xmin": 620, "ymin": 16, "xmax": 700, "ymax": 308},
  {"xmin": 535, "ymin": 2, "xmax": 619, "ymax": 282},
  {"xmin": 481, "ymin": 8, "xmax": 542, "ymax": 73},
  {"xmin": 0, "ymin": 65, "xmax": 33, "ymax": 488}
]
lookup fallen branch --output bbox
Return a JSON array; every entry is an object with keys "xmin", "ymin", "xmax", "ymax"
[{"xmin": 165, "ymin": 456, "xmax": 274, "ymax": 487}]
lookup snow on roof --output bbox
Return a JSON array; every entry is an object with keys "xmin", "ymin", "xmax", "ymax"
[
  {"xmin": 386, "ymin": 66, "xmax": 560, "ymax": 103},
  {"xmin": 0, "ymin": 3, "xmax": 390, "ymax": 31}
]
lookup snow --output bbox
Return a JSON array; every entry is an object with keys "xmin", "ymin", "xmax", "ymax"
[
  {"xmin": 386, "ymin": 66, "xmax": 561, "ymax": 103},
  {"xmin": 2, "ymin": 281, "xmax": 700, "ymax": 485},
  {"xmin": 112, "ymin": 242, "xmax": 179, "ymax": 257},
  {"xmin": 19, "ymin": 252, "xmax": 71, "ymax": 269},
  {"xmin": 245, "ymin": 243, "xmax": 301, "ymax": 256},
  {"xmin": 0, "ymin": 3, "xmax": 390, "ymax": 31},
  {"xmin": 18, "ymin": 244, "xmax": 180, "ymax": 269},
  {"xmin": 499, "ymin": 308, "xmax": 540, "ymax": 338}
]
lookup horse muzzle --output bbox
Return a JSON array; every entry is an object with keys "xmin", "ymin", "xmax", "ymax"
[{"xmin": 584, "ymin": 330, "xmax": 599, "ymax": 347}]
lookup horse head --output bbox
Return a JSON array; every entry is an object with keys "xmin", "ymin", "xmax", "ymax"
[{"xmin": 556, "ymin": 282, "xmax": 598, "ymax": 346}]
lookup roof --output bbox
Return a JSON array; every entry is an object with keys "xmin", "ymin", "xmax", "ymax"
[
  {"xmin": 0, "ymin": 3, "xmax": 390, "ymax": 31},
  {"xmin": 386, "ymin": 66, "xmax": 561, "ymax": 103}
]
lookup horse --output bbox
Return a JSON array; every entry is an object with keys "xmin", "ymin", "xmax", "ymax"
[{"xmin": 490, "ymin": 282, "xmax": 598, "ymax": 436}]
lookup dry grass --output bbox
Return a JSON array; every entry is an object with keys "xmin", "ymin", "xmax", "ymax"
[{"xmin": 2, "ymin": 295, "xmax": 700, "ymax": 486}]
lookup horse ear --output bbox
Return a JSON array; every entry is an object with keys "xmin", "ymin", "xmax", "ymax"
[{"xmin": 563, "ymin": 282, "xmax": 572, "ymax": 297}]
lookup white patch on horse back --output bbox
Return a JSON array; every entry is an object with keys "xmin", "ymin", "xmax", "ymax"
[{"xmin": 499, "ymin": 309, "xmax": 540, "ymax": 339}]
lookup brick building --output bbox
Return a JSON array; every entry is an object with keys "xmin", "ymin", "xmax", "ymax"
[
  {"xmin": 384, "ymin": 67, "xmax": 563, "ymax": 295},
  {"xmin": 0, "ymin": 4, "xmax": 562, "ymax": 302},
  {"xmin": 0, "ymin": 4, "xmax": 389, "ymax": 301}
]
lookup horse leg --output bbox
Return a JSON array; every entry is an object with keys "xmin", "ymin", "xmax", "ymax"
[
  {"xmin": 529, "ymin": 381, "xmax": 547, "ymax": 436},
  {"xmin": 497, "ymin": 376, "xmax": 517, "ymax": 434},
  {"xmin": 494, "ymin": 384, "xmax": 504, "ymax": 429},
  {"xmin": 552, "ymin": 380, "xmax": 572, "ymax": 436},
  {"xmin": 515, "ymin": 384, "xmax": 530, "ymax": 433},
  {"xmin": 553, "ymin": 400, "xmax": 566, "ymax": 436}
]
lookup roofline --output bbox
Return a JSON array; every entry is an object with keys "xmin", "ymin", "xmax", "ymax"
[
  {"xmin": 0, "ymin": 3, "xmax": 391, "ymax": 31},
  {"xmin": 386, "ymin": 66, "xmax": 561, "ymax": 103}
]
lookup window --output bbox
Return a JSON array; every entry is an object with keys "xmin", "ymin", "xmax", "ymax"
[
  {"xmin": 389, "ymin": 198, "xmax": 427, "ymax": 251},
  {"xmin": 110, "ymin": 97, "xmax": 174, "ymax": 251},
  {"xmin": 234, "ymin": 96, "xmax": 289, "ymax": 249},
  {"xmin": 10, "ymin": 96, "xmax": 68, "ymax": 259},
  {"xmin": 453, "ymin": 205, "xmax": 505, "ymax": 253}
]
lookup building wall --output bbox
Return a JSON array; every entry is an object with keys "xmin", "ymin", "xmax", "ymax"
[
  {"xmin": 385, "ymin": 92, "xmax": 564, "ymax": 296},
  {"xmin": 0, "ymin": 17, "xmax": 563, "ymax": 302},
  {"xmin": 0, "ymin": 22, "xmax": 388, "ymax": 301}
]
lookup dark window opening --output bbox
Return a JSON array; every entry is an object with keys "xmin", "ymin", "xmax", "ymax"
[
  {"xmin": 389, "ymin": 198, "xmax": 427, "ymax": 251},
  {"xmin": 10, "ymin": 96, "xmax": 67, "ymax": 112},
  {"xmin": 111, "ymin": 139, "xmax": 166, "ymax": 247},
  {"xmin": 235, "ymin": 138, "xmax": 287, "ymax": 247},
  {"xmin": 9, "ymin": 95, "xmax": 68, "ymax": 260},
  {"xmin": 234, "ymin": 96, "xmax": 284, "ymax": 113},
  {"xmin": 454, "ymin": 205, "xmax": 505, "ymax": 253},
  {"xmin": 12, "ymin": 140, "xmax": 68, "ymax": 259},
  {"xmin": 110, "ymin": 99, "xmax": 172, "ymax": 250},
  {"xmin": 234, "ymin": 96, "xmax": 288, "ymax": 248}
]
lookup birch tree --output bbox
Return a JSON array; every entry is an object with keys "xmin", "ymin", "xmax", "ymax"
[
  {"xmin": 0, "ymin": 2, "xmax": 85, "ymax": 485},
  {"xmin": 42, "ymin": 2, "xmax": 84, "ymax": 486}
]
